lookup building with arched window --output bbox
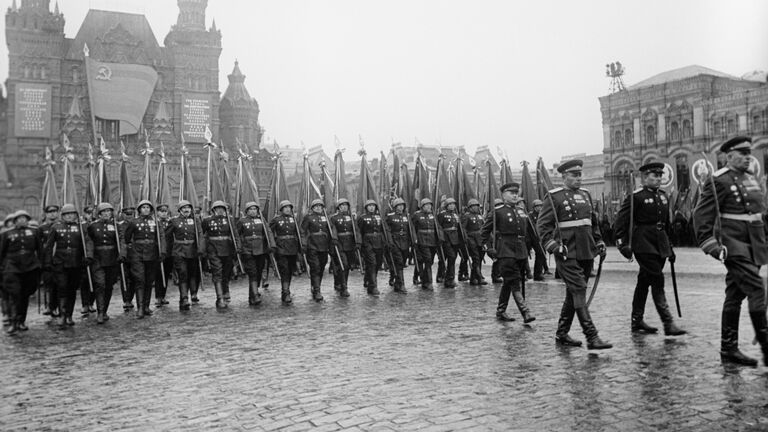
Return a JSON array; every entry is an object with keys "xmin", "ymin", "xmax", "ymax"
[{"xmin": 600, "ymin": 65, "xmax": 768, "ymax": 199}]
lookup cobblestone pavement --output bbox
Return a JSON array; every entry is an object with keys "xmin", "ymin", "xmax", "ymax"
[{"xmin": 2, "ymin": 248, "xmax": 768, "ymax": 431}]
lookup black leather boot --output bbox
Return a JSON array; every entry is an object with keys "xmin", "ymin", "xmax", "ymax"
[
  {"xmin": 281, "ymin": 281, "xmax": 292, "ymax": 304},
  {"xmin": 576, "ymin": 306, "xmax": 612, "ymax": 350},
  {"xmin": 750, "ymin": 311, "xmax": 768, "ymax": 366},
  {"xmin": 394, "ymin": 269, "xmax": 407, "ymax": 293},
  {"xmin": 652, "ymin": 285, "xmax": 686, "ymax": 335},
  {"xmin": 721, "ymin": 309, "xmax": 757, "ymax": 366},
  {"xmin": 249, "ymin": 280, "xmax": 262, "ymax": 305},
  {"xmin": 179, "ymin": 282, "xmax": 191, "ymax": 311},
  {"xmin": 512, "ymin": 289, "xmax": 535, "ymax": 323},
  {"xmin": 214, "ymin": 282, "xmax": 226, "ymax": 309},
  {"xmin": 555, "ymin": 300, "xmax": 581, "ymax": 347},
  {"xmin": 631, "ymin": 314, "xmax": 658, "ymax": 334},
  {"xmin": 311, "ymin": 277, "xmax": 324, "ymax": 302}
]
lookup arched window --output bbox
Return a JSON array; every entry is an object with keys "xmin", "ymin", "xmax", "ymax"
[
  {"xmin": 713, "ymin": 121, "xmax": 721, "ymax": 137},
  {"xmin": 670, "ymin": 121, "xmax": 679, "ymax": 141},
  {"xmin": 682, "ymin": 119, "xmax": 692, "ymax": 138},
  {"xmin": 614, "ymin": 130, "xmax": 622, "ymax": 148},
  {"xmin": 646, "ymin": 125, "xmax": 656, "ymax": 144},
  {"xmin": 727, "ymin": 119, "xmax": 736, "ymax": 134},
  {"xmin": 72, "ymin": 67, "xmax": 79, "ymax": 83},
  {"xmin": 625, "ymin": 129, "xmax": 633, "ymax": 146},
  {"xmin": 40, "ymin": 66, "xmax": 46, "ymax": 79}
]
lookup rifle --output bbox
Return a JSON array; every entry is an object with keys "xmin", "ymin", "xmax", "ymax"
[
  {"xmin": 406, "ymin": 213, "xmax": 421, "ymax": 276},
  {"xmin": 112, "ymin": 216, "xmax": 129, "ymax": 295},
  {"xmin": 76, "ymin": 216, "xmax": 95, "ymax": 294},
  {"xmin": 257, "ymin": 208, "xmax": 281, "ymax": 282},
  {"xmin": 628, "ymin": 171, "xmax": 635, "ymax": 263},
  {"xmin": 350, "ymin": 212, "xmax": 365, "ymax": 274},
  {"xmin": 670, "ymin": 259, "xmax": 682, "ymax": 317}
]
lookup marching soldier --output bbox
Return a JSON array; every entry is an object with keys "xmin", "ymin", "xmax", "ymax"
[
  {"xmin": 412, "ymin": 198, "xmax": 441, "ymax": 290},
  {"xmin": 124, "ymin": 200, "xmax": 166, "ymax": 318},
  {"xmin": 529, "ymin": 199, "xmax": 549, "ymax": 281},
  {"xmin": 301, "ymin": 199, "xmax": 331, "ymax": 302},
  {"xmin": 39, "ymin": 204, "xmax": 60, "ymax": 317},
  {"xmin": 0, "ymin": 213, "xmax": 14, "ymax": 327},
  {"xmin": 166, "ymin": 200, "xmax": 204, "ymax": 310},
  {"xmin": 45, "ymin": 204, "xmax": 88, "ymax": 328},
  {"xmin": 0, "ymin": 210, "xmax": 43, "ymax": 334},
  {"xmin": 117, "ymin": 206, "xmax": 136, "ymax": 311},
  {"xmin": 358, "ymin": 199, "xmax": 384, "ymax": 295},
  {"xmin": 236, "ymin": 201, "xmax": 271, "ymax": 305},
  {"xmin": 154, "ymin": 204, "xmax": 173, "ymax": 307},
  {"xmin": 386, "ymin": 198, "xmax": 411, "ymax": 294},
  {"xmin": 462, "ymin": 199, "xmax": 487, "ymax": 285},
  {"xmin": 85, "ymin": 203, "xmax": 125, "ymax": 324},
  {"xmin": 202, "ymin": 201, "xmax": 236, "ymax": 308},
  {"xmin": 694, "ymin": 136, "xmax": 768, "ymax": 366},
  {"xmin": 537, "ymin": 159, "xmax": 612, "ymax": 350},
  {"xmin": 270, "ymin": 200, "xmax": 300, "ymax": 304},
  {"xmin": 481, "ymin": 183, "xmax": 536, "ymax": 322},
  {"xmin": 490, "ymin": 198, "xmax": 504, "ymax": 283},
  {"xmin": 437, "ymin": 198, "xmax": 462, "ymax": 288},
  {"xmin": 330, "ymin": 198, "xmax": 355, "ymax": 297},
  {"xmin": 615, "ymin": 162, "xmax": 686, "ymax": 336},
  {"xmin": 78, "ymin": 205, "xmax": 97, "ymax": 315}
]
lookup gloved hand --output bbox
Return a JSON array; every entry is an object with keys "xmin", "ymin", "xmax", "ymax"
[
  {"xmin": 118, "ymin": 255, "xmax": 127, "ymax": 263},
  {"xmin": 269, "ymin": 246, "xmax": 277, "ymax": 253},
  {"xmin": 159, "ymin": 253, "xmax": 167, "ymax": 261},
  {"xmin": 554, "ymin": 243, "xmax": 568, "ymax": 260},
  {"xmin": 486, "ymin": 247, "xmax": 498, "ymax": 260},
  {"xmin": 596, "ymin": 241, "xmax": 607, "ymax": 259},
  {"xmin": 197, "ymin": 251, "xmax": 206, "ymax": 259},
  {"xmin": 619, "ymin": 245, "xmax": 633, "ymax": 260},
  {"xmin": 668, "ymin": 252, "xmax": 676, "ymax": 264},
  {"xmin": 236, "ymin": 247, "xmax": 243, "ymax": 255},
  {"xmin": 708, "ymin": 245, "xmax": 728, "ymax": 261},
  {"xmin": 85, "ymin": 256, "xmax": 95, "ymax": 266}
]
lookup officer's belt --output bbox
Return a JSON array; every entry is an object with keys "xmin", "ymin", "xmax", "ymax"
[
  {"xmin": 558, "ymin": 218, "xmax": 591, "ymax": 228},
  {"xmin": 443, "ymin": 228, "xmax": 457, "ymax": 232},
  {"xmin": 276, "ymin": 235, "xmax": 295, "ymax": 240},
  {"xmin": 722, "ymin": 213, "xmax": 763, "ymax": 222},
  {"xmin": 173, "ymin": 239, "xmax": 195, "ymax": 244},
  {"xmin": 132, "ymin": 239, "xmax": 155, "ymax": 244},
  {"xmin": 95, "ymin": 245, "xmax": 116, "ymax": 250},
  {"xmin": 243, "ymin": 235, "xmax": 263, "ymax": 239},
  {"xmin": 418, "ymin": 229, "xmax": 434, "ymax": 233},
  {"xmin": 337, "ymin": 232, "xmax": 353, "ymax": 236},
  {"xmin": 207, "ymin": 236, "xmax": 230, "ymax": 241},
  {"xmin": 468, "ymin": 230, "xmax": 481, "ymax": 235},
  {"xmin": 637, "ymin": 222, "xmax": 666, "ymax": 230},
  {"xmin": 363, "ymin": 232, "xmax": 381, "ymax": 236}
]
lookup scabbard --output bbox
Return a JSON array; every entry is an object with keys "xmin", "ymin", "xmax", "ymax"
[{"xmin": 670, "ymin": 260, "xmax": 682, "ymax": 318}]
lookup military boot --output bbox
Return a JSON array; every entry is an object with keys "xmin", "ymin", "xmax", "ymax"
[
  {"xmin": 311, "ymin": 277, "xmax": 324, "ymax": 302},
  {"xmin": 249, "ymin": 280, "xmax": 262, "ymax": 306},
  {"xmin": 222, "ymin": 281, "xmax": 231, "ymax": 305},
  {"xmin": 750, "ymin": 311, "xmax": 768, "ymax": 366},
  {"xmin": 339, "ymin": 270, "xmax": 350, "ymax": 297},
  {"xmin": 58, "ymin": 298, "xmax": 68, "ymax": 327},
  {"xmin": 652, "ymin": 286, "xmax": 686, "ymax": 336},
  {"xmin": 281, "ymin": 281, "xmax": 293, "ymax": 304},
  {"xmin": 179, "ymin": 282, "xmax": 191, "ymax": 311},
  {"xmin": 555, "ymin": 301, "xmax": 581, "ymax": 346},
  {"xmin": 721, "ymin": 310, "xmax": 757, "ymax": 366},
  {"xmin": 576, "ymin": 307, "xmax": 612, "ymax": 350},
  {"xmin": 135, "ymin": 288, "xmax": 146, "ymax": 318},
  {"xmin": 394, "ymin": 269, "xmax": 407, "ymax": 293},
  {"xmin": 214, "ymin": 282, "xmax": 227, "ymax": 309},
  {"xmin": 512, "ymin": 289, "xmax": 536, "ymax": 323},
  {"xmin": 5, "ymin": 318, "xmax": 17, "ymax": 335}
]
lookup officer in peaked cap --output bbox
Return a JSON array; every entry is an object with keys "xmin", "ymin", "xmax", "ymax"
[
  {"xmin": 694, "ymin": 136, "xmax": 768, "ymax": 366},
  {"xmin": 615, "ymin": 161, "xmax": 686, "ymax": 337},
  {"xmin": 537, "ymin": 159, "xmax": 612, "ymax": 350}
]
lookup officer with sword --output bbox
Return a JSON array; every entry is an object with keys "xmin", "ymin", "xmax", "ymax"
[{"xmin": 615, "ymin": 162, "xmax": 686, "ymax": 336}]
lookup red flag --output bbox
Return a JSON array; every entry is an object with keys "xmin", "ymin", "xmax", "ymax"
[
  {"xmin": 233, "ymin": 143, "xmax": 262, "ymax": 217},
  {"xmin": 484, "ymin": 158, "xmax": 500, "ymax": 215},
  {"xmin": 432, "ymin": 154, "xmax": 452, "ymax": 207},
  {"xmin": 536, "ymin": 157, "xmax": 554, "ymax": 199},
  {"xmin": 118, "ymin": 141, "xmax": 136, "ymax": 212},
  {"xmin": 155, "ymin": 142, "xmax": 172, "ymax": 207},
  {"xmin": 138, "ymin": 139, "xmax": 153, "ymax": 202},
  {"xmin": 356, "ymin": 149, "xmax": 379, "ymax": 216},
  {"xmin": 297, "ymin": 154, "xmax": 322, "ymax": 226},
  {"xmin": 41, "ymin": 146, "xmax": 60, "ymax": 217},
  {"xmin": 264, "ymin": 156, "xmax": 290, "ymax": 219},
  {"xmin": 499, "ymin": 159, "xmax": 513, "ymax": 186},
  {"xmin": 520, "ymin": 161, "xmax": 537, "ymax": 212},
  {"xmin": 412, "ymin": 153, "xmax": 429, "ymax": 212},
  {"xmin": 84, "ymin": 53, "xmax": 158, "ymax": 135},
  {"xmin": 473, "ymin": 164, "xmax": 484, "ymax": 208},
  {"xmin": 319, "ymin": 160, "xmax": 335, "ymax": 210},
  {"xmin": 333, "ymin": 149, "xmax": 349, "ymax": 207},
  {"xmin": 219, "ymin": 142, "xmax": 232, "ymax": 206},
  {"xmin": 179, "ymin": 141, "xmax": 199, "ymax": 209},
  {"xmin": 204, "ymin": 134, "xmax": 226, "ymax": 211},
  {"xmin": 378, "ymin": 151, "xmax": 392, "ymax": 212}
]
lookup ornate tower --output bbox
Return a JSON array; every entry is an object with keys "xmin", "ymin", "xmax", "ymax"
[{"xmin": 219, "ymin": 61, "xmax": 262, "ymax": 152}]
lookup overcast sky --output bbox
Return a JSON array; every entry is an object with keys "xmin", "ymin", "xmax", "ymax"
[{"xmin": 1, "ymin": 0, "xmax": 766, "ymax": 165}]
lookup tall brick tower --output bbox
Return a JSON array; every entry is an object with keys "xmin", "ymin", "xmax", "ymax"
[{"xmin": 220, "ymin": 61, "xmax": 262, "ymax": 152}]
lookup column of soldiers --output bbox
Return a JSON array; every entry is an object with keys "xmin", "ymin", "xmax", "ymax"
[{"xmin": 3, "ymin": 141, "xmax": 768, "ymax": 369}]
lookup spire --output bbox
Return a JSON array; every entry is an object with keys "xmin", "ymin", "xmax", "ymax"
[
  {"xmin": 12, "ymin": 0, "xmax": 17, "ymax": 11},
  {"xmin": 229, "ymin": 60, "xmax": 245, "ymax": 83},
  {"xmin": 67, "ymin": 95, "xmax": 83, "ymax": 118},
  {"xmin": 54, "ymin": 0, "xmax": 59, "ymax": 14},
  {"xmin": 222, "ymin": 60, "xmax": 252, "ymax": 103},
  {"xmin": 175, "ymin": 0, "xmax": 207, "ymax": 31},
  {"xmin": 210, "ymin": 18, "xmax": 217, "ymax": 32},
  {"xmin": 153, "ymin": 99, "xmax": 170, "ymax": 122}
]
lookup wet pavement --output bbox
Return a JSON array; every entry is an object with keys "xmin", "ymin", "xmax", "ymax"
[{"xmin": 2, "ymin": 248, "xmax": 768, "ymax": 431}]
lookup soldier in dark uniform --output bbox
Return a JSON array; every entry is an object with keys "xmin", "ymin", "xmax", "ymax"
[
  {"xmin": 529, "ymin": 199, "xmax": 549, "ymax": 281},
  {"xmin": 124, "ymin": 200, "xmax": 166, "ymax": 318},
  {"xmin": 236, "ymin": 201, "xmax": 271, "ymax": 305},
  {"xmin": 330, "ymin": 198, "xmax": 355, "ymax": 297},
  {"xmin": 202, "ymin": 201, "xmax": 236, "ymax": 309},
  {"xmin": 615, "ymin": 162, "xmax": 686, "ymax": 336},
  {"xmin": 78, "ymin": 205, "xmax": 97, "ymax": 315},
  {"xmin": 270, "ymin": 200, "xmax": 300, "ymax": 304},
  {"xmin": 39, "ymin": 204, "xmax": 60, "ymax": 317},
  {"xmin": 117, "ymin": 206, "xmax": 136, "ymax": 311},
  {"xmin": 45, "ymin": 204, "xmax": 88, "ymax": 327},
  {"xmin": 490, "ymin": 198, "xmax": 504, "ymax": 283},
  {"xmin": 0, "ymin": 214, "xmax": 14, "ymax": 327},
  {"xmin": 0, "ymin": 210, "xmax": 43, "ymax": 334},
  {"xmin": 412, "ymin": 198, "xmax": 441, "ymax": 290},
  {"xmin": 154, "ymin": 204, "xmax": 173, "ymax": 307},
  {"xmin": 301, "ymin": 199, "xmax": 331, "ymax": 302},
  {"xmin": 694, "ymin": 136, "xmax": 768, "ymax": 366},
  {"xmin": 386, "ymin": 198, "xmax": 411, "ymax": 294},
  {"xmin": 537, "ymin": 159, "xmax": 612, "ymax": 350},
  {"xmin": 85, "ymin": 203, "xmax": 124, "ymax": 324},
  {"xmin": 358, "ymin": 199, "xmax": 385, "ymax": 295},
  {"xmin": 437, "ymin": 198, "xmax": 462, "ymax": 288},
  {"xmin": 482, "ymin": 183, "xmax": 536, "ymax": 322},
  {"xmin": 462, "ymin": 199, "xmax": 487, "ymax": 285},
  {"xmin": 166, "ymin": 200, "xmax": 204, "ymax": 310}
]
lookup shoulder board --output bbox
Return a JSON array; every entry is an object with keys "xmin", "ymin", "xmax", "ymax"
[
  {"xmin": 714, "ymin": 167, "xmax": 729, "ymax": 177},
  {"xmin": 633, "ymin": 187, "xmax": 643, "ymax": 194},
  {"xmin": 548, "ymin": 187, "xmax": 563, "ymax": 194},
  {"xmin": 579, "ymin": 188, "xmax": 592, "ymax": 196}
]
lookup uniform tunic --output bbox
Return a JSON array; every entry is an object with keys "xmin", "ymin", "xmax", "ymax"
[
  {"xmin": 411, "ymin": 210, "xmax": 440, "ymax": 286},
  {"xmin": 270, "ymin": 214, "xmax": 300, "ymax": 285},
  {"xmin": 301, "ymin": 213, "xmax": 331, "ymax": 284},
  {"xmin": 330, "ymin": 212, "xmax": 358, "ymax": 288},
  {"xmin": 166, "ymin": 215, "xmax": 203, "ymax": 283},
  {"xmin": 125, "ymin": 215, "xmax": 166, "ymax": 305},
  {"xmin": 358, "ymin": 212, "xmax": 384, "ymax": 287},
  {"xmin": 86, "ymin": 219, "xmax": 124, "ymax": 313},
  {"xmin": 462, "ymin": 210, "xmax": 485, "ymax": 281},
  {"xmin": 437, "ymin": 210, "xmax": 461, "ymax": 283},
  {"xmin": 46, "ymin": 221, "xmax": 87, "ymax": 313},
  {"xmin": 202, "ymin": 214, "xmax": 235, "ymax": 285},
  {"xmin": 0, "ymin": 226, "xmax": 42, "ymax": 324}
]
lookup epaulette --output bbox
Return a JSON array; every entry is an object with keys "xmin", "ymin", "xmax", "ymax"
[
  {"xmin": 633, "ymin": 187, "xmax": 643, "ymax": 194},
  {"xmin": 548, "ymin": 187, "xmax": 563, "ymax": 193},
  {"xmin": 714, "ymin": 167, "xmax": 729, "ymax": 177}
]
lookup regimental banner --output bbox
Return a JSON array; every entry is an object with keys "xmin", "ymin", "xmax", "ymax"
[
  {"xmin": 14, "ymin": 83, "xmax": 51, "ymax": 137},
  {"xmin": 182, "ymin": 96, "xmax": 212, "ymax": 143}
]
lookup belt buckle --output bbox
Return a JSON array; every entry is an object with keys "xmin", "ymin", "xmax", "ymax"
[{"xmin": 655, "ymin": 222, "xmax": 664, "ymax": 231}]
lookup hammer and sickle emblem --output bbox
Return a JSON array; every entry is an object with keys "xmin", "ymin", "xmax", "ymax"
[{"xmin": 96, "ymin": 65, "xmax": 112, "ymax": 81}]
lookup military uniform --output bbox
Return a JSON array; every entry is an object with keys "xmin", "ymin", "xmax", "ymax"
[
  {"xmin": 154, "ymin": 216, "xmax": 173, "ymax": 305},
  {"xmin": 528, "ymin": 207, "xmax": 549, "ymax": 280},
  {"xmin": 237, "ymin": 212, "xmax": 271, "ymax": 305},
  {"xmin": 0, "ymin": 222, "xmax": 42, "ymax": 332},
  {"xmin": 45, "ymin": 218, "xmax": 87, "ymax": 325},
  {"xmin": 166, "ymin": 213, "xmax": 204, "ymax": 309},
  {"xmin": 202, "ymin": 213, "xmax": 236, "ymax": 307},
  {"xmin": 461, "ymin": 208, "xmax": 485, "ymax": 284},
  {"xmin": 693, "ymin": 136, "xmax": 768, "ymax": 365},
  {"xmin": 615, "ymin": 179, "xmax": 685, "ymax": 335},
  {"xmin": 481, "ymin": 198, "xmax": 535, "ymax": 322},
  {"xmin": 301, "ymin": 209, "xmax": 331, "ymax": 301},
  {"xmin": 330, "ymin": 208, "xmax": 357, "ymax": 296},
  {"xmin": 38, "ymin": 218, "xmax": 59, "ymax": 315},
  {"xmin": 270, "ymin": 212, "xmax": 300, "ymax": 303},
  {"xmin": 437, "ymin": 207, "xmax": 462, "ymax": 287},
  {"xmin": 116, "ymin": 216, "xmax": 136, "ymax": 309},
  {"xmin": 537, "ymin": 162, "xmax": 611, "ymax": 349},
  {"xmin": 125, "ymin": 214, "xmax": 166, "ymax": 317},
  {"xmin": 411, "ymin": 208, "xmax": 441, "ymax": 289},
  {"xmin": 358, "ymin": 209, "xmax": 384, "ymax": 294},
  {"xmin": 386, "ymin": 207, "xmax": 411, "ymax": 293},
  {"xmin": 85, "ymin": 217, "xmax": 125, "ymax": 322}
]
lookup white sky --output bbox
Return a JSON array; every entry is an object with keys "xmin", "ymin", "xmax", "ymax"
[{"xmin": 1, "ymin": 0, "xmax": 767, "ymax": 165}]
